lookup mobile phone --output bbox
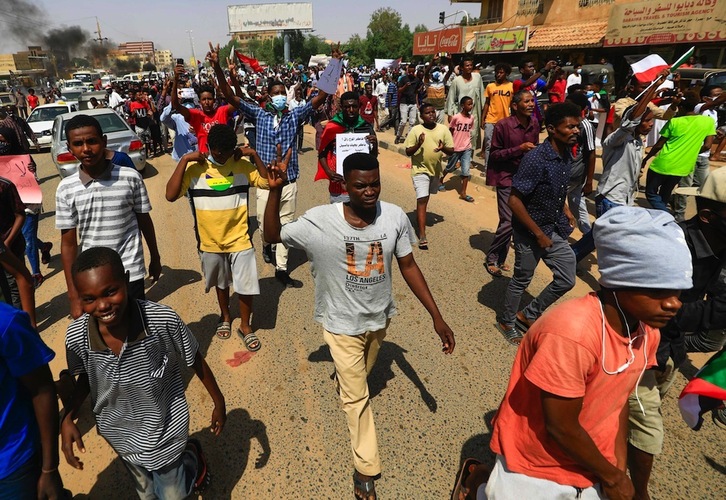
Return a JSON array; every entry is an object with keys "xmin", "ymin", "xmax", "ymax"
[{"xmin": 177, "ymin": 58, "xmax": 184, "ymax": 65}]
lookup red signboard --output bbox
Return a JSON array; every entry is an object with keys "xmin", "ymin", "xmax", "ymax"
[{"xmin": 413, "ymin": 27, "xmax": 464, "ymax": 56}]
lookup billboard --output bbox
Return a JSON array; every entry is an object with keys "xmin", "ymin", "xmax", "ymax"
[
  {"xmin": 413, "ymin": 27, "xmax": 464, "ymax": 56},
  {"xmin": 605, "ymin": 0, "xmax": 725, "ymax": 47},
  {"xmin": 475, "ymin": 27, "xmax": 529, "ymax": 54},
  {"xmin": 228, "ymin": 3, "xmax": 313, "ymax": 33}
]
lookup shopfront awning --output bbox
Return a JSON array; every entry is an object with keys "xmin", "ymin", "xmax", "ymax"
[{"xmin": 528, "ymin": 21, "xmax": 609, "ymax": 50}]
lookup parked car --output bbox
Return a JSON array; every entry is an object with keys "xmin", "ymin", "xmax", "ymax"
[
  {"xmin": 0, "ymin": 91, "xmax": 17, "ymax": 107},
  {"xmin": 59, "ymin": 88, "xmax": 85, "ymax": 102},
  {"xmin": 26, "ymin": 101, "xmax": 78, "ymax": 147},
  {"xmin": 51, "ymin": 108, "xmax": 147, "ymax": 178}
]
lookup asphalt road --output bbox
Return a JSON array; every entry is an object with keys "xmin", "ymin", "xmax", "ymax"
[{"xmin": 31, "ymin": 125, "xmax": 724, "ymax": 499}]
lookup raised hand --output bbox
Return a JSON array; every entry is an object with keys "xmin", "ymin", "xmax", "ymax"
[
  {"xmin": 331, "ymin": 42, "xmax": 344, "ymax": 60},
  {"xmin": 227, "ymin": 56, "xmax": 236, "ymax": 74},
  {"xmin": 418, "ymin": 132, "xmax": 426, "ymax": 145},
  {"xmin": 206, "ymin": 42, "xmax": 221, "ymax": 66},
  {"xmin": 267, "ymin": 144, "xmax": 291, "ymax": 189}
]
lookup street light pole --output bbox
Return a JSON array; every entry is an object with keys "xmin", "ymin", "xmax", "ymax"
[{"xmin": 186, "ymin": 30, "xmax": 198, "ymax": 73}]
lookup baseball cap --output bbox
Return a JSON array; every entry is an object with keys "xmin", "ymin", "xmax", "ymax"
[{"xmin": 674, "ymin": 166, "xmax": 726, "ymax": 203}]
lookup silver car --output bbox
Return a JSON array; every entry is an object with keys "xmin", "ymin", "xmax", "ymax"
[{"xmin": 51, "ymin": 108, "xmax": 147, "ymax": 178}]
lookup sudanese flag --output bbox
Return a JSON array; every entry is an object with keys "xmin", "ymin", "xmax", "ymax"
[
  {"xmin": 235, "ymin": 51, "xmax": 263, "ymax": 73},
  {"xmin": 678, "ymin": 349, "xmax": 726, "ymax": 430}
]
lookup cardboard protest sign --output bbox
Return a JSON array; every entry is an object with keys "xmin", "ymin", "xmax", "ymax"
[
  {"xmin": 335, "ymin": 133, "xmax": 370, "ymax": 175},
  {"xmin": 0, "ymin": 155, "xmax": 42, "ymax": 209},
  {"xmin": 316, "ymin": 57, "xmax": 343, "ymax": 95}
]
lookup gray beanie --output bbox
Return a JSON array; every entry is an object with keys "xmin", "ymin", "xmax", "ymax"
[{"xmin": 593, "ymin": 207, "xmax": 692, "ymax": 290}]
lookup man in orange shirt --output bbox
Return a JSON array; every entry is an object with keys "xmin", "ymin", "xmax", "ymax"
[{"xmin": 486, "ymin": 207, "xmax": 692, "ymax": 500}]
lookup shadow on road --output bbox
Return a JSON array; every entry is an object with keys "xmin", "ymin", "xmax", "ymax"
[
  {"xmin": 449, "ymin": 410, "xmax": 498, "ymax": 498},
  {"xmin": 71, "ymin": 408, "xmax": 270, "ymax": 500},
  {"xmin": 406, "ymin": 211, "xmax": 445, "ymax": 235},
  {"xmin": 308, "ymin": 341, "xmax": 438, "ymax": 412},
  {"xmin": 144, "ymin": 265, "xmax": 202, "ymax": 305},
  {"xmin": 141, "ymin": 161, "xmax": 159, "ymax": 179}
]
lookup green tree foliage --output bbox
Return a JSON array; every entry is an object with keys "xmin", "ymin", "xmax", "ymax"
[{"xmin": 364, "ymin": 7, "xmax": 414, "ymax": 61}]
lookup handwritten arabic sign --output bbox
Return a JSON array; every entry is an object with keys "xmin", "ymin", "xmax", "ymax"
[
  {"xmin": 605, "ymin": 0, "xmax": 725, "ymax": 47},
  {"xmin": 413, "ymin": 27, "xmax": 463, "ymax": 56},
  {"xmin": 0, "ymin": 155, "xmax": 42, "ymax": 209},
  {"xmin": 227, "ymin": 3, "xmax": 313, "ymax": 33},
  {"xmin": 475, "ymin": 27, "xmax": 529, "ymax": 54},
  {"xmin": 336, "ymin": 133, "xmax": 371, "ymax": 175}
]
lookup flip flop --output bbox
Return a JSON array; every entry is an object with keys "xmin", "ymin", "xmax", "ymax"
[
  {"xmin": 451, "ymin": 458, "xmax": 482, "ymax": 500},
  {"xmin": 461, "ymin": 195, "xmax": 474, "ymax": 202},
  {"xmin": 485, "ymin": 263, "xmax": 503, "ymax": 277},
  {"xmin": 438, "ymin": 184, "xmax": 446, "ymax": 192},
  {"xmin": 353, "ymin": 471, "xmax": 376, "ymax": 500},
  {"xmin": 238, "ymin": 329, "xmax": 261, "ymax": 352},
  {"xmin": 215, "ymin": 320, "xmax": 231, "ymax": 339},
  {"xmin": 418, "ymin": 239, "xmax": 429, "ymax": 250},
  {"xmin": 515, "ymin": 315, "xmax": 532, "ymax": 334},
  {"xmin": 499, "ymin": 263, "xmax": 511, "ymax": 272},
  {"xmin": 495, "ymin": 322, "xmax": 523, "ymax": 346}
]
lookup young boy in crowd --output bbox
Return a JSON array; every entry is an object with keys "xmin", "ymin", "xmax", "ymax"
[
  {"xmin": 166, "ymin": 124, "xmax": 269, "ymax": 351},
  {"xmin": 404, "ymin": 102, "xmax": 454, "ymax": 249},
  {"xmin": 487, "ymin": 207, "xmax": 692, "ymax": 499},
  {"xmin": 56, "ymin": 114, "xmax": 161, "ymax": 319},
  {"xmin": 61, "ymin": 247, "xmax": 226, "ymax": 498},
  {"xmin": 440, "ymin": 96, "xmax": 474, "ymax": 203}
]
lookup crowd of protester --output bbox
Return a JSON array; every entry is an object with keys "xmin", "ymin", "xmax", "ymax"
[{"xmin": 1, "ymin": 41, "xmax": 725, "ymax": 500}]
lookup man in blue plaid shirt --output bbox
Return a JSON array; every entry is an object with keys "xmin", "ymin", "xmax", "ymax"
[{"xmin": 209, "ymin": 43, "xmax": 344, "ymax": 287}]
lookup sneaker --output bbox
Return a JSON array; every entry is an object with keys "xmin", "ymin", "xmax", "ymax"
[
  {"xmin": 275, "ymin": 270, "xmax": 302, "ymax": 288},
  {"xmin": 186, "ymin": 438, "xmax": 211, "ymax": 493},
  {"xmin": 40, "ymin": 242, "xmax": 53, "ymax": 264},
  {"xmin": 262, "ymin": 244, "xmax": 275, "ymax": 265},
  {"xmin": 32, "ymin": 274, "xmax": 44, "ymax": 289}
]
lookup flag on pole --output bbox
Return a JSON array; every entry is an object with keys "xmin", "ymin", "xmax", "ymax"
[
  {"xmin": 670, "ymin": 46, "xmax": 696, "ymax": 71},
  {"xmin": 235, "ymin": 51, "xmax": 263, "ymax": 73},
  {"xmin": 678, "ymin": 349, "xmax": 726, "ymax": 430},
  {"xmin": 630, "ymin": 54, "xmax": 670, "ymax": 83}
]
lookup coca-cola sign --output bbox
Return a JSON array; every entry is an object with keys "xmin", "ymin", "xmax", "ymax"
[{"xmin": 413, "ymin": 27, "xmax": 464, "ymax": 55}]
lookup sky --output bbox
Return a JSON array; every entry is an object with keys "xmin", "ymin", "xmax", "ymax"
[{"xmin": 0, "ymin": 0, "xmax": 474, "ymax": 61}]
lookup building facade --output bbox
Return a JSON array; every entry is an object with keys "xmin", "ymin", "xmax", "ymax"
[
  {"xmin": 118, "ymin": 41, "xmax": 156, "ymax": 62},
  {"xmin": 154, "ymin": 50, "xmax": 174, "ymax": 70},
  {"xmin": 232, "ymin": 30, "xmax": 278, "ymax": 54}
]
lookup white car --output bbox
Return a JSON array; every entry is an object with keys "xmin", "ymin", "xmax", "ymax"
[
  {"xmin": 51, "ymin": 108, "xmax": 147, "ymax": 178},
  {"xmin": 26, "ymin": 102, "xmax": 78, "ymax": 147}
]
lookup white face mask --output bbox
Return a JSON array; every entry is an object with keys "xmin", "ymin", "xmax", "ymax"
[
  {"xmin": 271, "ymin": 94, "xmax": 287, "ymax": 110},
  {"xmin": 208, "ymin": 154, "xmax": 226, "ymax": 167},
  {"xmin": 576, "ymin": 69, "xmax": 582, "ymax": 75}
]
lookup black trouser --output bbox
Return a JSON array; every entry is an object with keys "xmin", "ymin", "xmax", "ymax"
[{"xmin": 381, "ymin": 105, "xmax": 400, "ymax": 131}]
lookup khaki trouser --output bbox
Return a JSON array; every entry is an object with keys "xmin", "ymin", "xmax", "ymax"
[
  {"xmin": 323, "ymin": 325, "xmax": 387, "ymax": 476},
  {"xmin": 256, "ymin": 182, "xmax": 297, "ymax": 271}
]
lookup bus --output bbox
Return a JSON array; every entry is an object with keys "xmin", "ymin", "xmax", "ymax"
[{"xmin": 72, "ymin": 71, "xmax": 101, "ymax": 90}]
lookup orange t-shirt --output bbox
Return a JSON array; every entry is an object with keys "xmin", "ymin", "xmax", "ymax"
[{"xmin": 490, "ymin": 293, "xmax": 659, "ymax": 488}]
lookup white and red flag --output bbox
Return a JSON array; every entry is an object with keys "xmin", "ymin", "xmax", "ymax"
[{"xmin": 630, "ymin": 54, "xmax": 670, "ymax": 83}]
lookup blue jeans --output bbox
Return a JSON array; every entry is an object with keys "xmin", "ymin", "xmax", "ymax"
[
  {"xmin": 21, "ymin": 213, "xmax": 42, "ymax": 275},
  {"xmin": 571, "ymin": 196, "xmax": 621, "ymax": 262},
  {"xmin": 500, "ymin": 228, "xmax": 576, "ymax": 326},
  {"xmin": 444, "ymin": 149, "xmax": 473, "ymax": 177},
  {"xmin": 645, "ymin": 169, "xmax": 681, "ymax": 212},
  {"xmin": 123, "ymin": 446, "xmax": 197, "ymax": 500},
  {"xmin": 0, "ymin": 453, "xmax": 39, "ymax": 500}
]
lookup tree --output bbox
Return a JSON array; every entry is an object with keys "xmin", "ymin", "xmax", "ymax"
[
  {"xmin": 343, "ymin": 34, "xmax": 367, "ymax": 67},
  {"xmin": 142, "ymin": 62, "xmax": 157, "ymax": 72},
  {"xmin": 365, "ymin": 7, "xmax": 412, "ymax": 60},
  {"xmin": 113, "ymin": 56, "xmax": 142, "ymax": 74}
]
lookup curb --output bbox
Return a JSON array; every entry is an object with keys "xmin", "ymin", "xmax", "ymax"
[{"xmin": 377, "ymin": 139, "xmax": 491, "ymax": 189}]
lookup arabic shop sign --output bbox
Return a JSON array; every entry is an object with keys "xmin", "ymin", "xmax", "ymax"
[
  {"xmin": 605, "ymin": 0, "xmax": 725, "ymax": 47},
  {"xmin": 413, "ymin": 27, "xmax": 463, "ymax": 56},
  {"xmin": 475, "ymin": 27, "xmax": 529, "ymax": 54}
]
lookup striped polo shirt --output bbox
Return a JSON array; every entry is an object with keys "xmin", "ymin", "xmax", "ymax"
[
  {"xmin": 55, "ymin": 162, "xmax": 151, "ymax": 281},
  {"xmin": 65, "ymin": 300, "xmax": 199, "ymax": 470},
  {"xmin": 177, "ymin": 157, "xmax": 269, "ymax": 253}
]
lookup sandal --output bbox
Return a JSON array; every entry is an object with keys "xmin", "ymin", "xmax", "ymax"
[
  {"xmin": 353, "ymin": 471, "xmax": 376, "ymax": 499},
  {"xmin": 515, "ymin": 313, "xmax": 533, "ymax": 333},
  {"xmin": 495, "ymin": 322, "xmax": 523, "ymax": 346},
  {"xmin": 485, "ymin": 263, "xmax": 503, "ymax": 277},
  {"xmin": 460, "ymin": 195, "xmax": 474, "ymax": 202},
  {"xmin": 186, "ymin": 438, "xmax": 211, "ymax": 493},
  {"xmin": 451, "ymin": 458, "xmax": 482, "ymax": 500},
  {"xmin": 438, "ymin": 184, "xmax": 446, "ymax": 192},
  {"xmin": 499, "ymin": 263, "xmax": 511, "ymax": 272},
  {"xmin": 215, "ymin": 320, "xmax": 231, "ymax": 339},
  {"xmin": 238, "ymin": 328, "xmax": 261, "ymax": 352},
  {"xmin": 418, "ymin": 238, "xmax": 429, "ymax": 250}
]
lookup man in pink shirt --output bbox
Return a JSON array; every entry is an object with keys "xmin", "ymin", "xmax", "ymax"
[{"xmin": 485, "ymin": 207, "xmax": 692, "ymax": 500}]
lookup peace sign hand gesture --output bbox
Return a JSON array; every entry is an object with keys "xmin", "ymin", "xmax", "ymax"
[
  {"xmin": 267, "ymin": 144, "xmax": 292, "ymax": 189},
  {"xmin": 206, "ymin": 42, "xmax": 221, "ymax": 66}
]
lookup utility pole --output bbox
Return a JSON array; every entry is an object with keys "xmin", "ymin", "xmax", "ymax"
[
  {"xmin": 93, "ymin": 17, "xmax": 108, "ymax": 46},
  {"xmin": 186, "ymin": 30, "xmax": 198, "ymax": 73}
]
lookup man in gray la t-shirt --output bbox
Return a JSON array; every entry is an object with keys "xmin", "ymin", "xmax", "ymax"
[{"xmin": 264, "ymin": 151, "xmax": 455, "ymax": 499}]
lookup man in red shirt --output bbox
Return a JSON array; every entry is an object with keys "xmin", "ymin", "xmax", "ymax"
[
  {"xmin": 171, "ymin": 71, "xmax": 232, "ymax": 153},
  {"xmin": 358, "ymin": 83, "xmax": 378, "ymax": 131},
  {"xmin": 26, "ymin": 88, "xmax": 39, "ymax": 110},
  {"xmin": 129, "ymin": 92, "xmax": 154, "ymax": 156}
]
